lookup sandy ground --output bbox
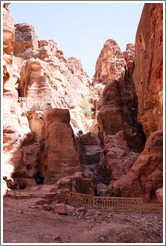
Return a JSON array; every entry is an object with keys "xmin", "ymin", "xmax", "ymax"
[{"xmin": 3, "ymin": 192, "xmax": 163, "ymax": 244}]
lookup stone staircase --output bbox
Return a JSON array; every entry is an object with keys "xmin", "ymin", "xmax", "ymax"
[
  {"xmin": 27, "ymin": 76, "xmax": 52, "ymax": 99},
  {"xmin": 79, "ymin": 132, "xmax": 105, "ymax": 174},
  {"xmin": 26, "ymin": 76, "xmax": 53, "ymax": 110}
]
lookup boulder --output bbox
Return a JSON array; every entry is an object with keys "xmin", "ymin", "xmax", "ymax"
[
  {"xmin": 54, "ymin": 203, "xmax": 68, "ymax": 215},
  {"xmin": 96, "ymin": 183, "xmax": 108, "ymax": 196}
]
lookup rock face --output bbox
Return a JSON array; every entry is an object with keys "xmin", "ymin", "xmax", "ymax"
[
  {"xmin": 3, "ymin": 4, "xmax": 15, "ymax": 55},
  {"xmin": 2, "ymin": 4, "xmax": 92, "ymax": 189},
  {"xmin": 79, "ymin": 132, "xmax": 108, "ymax": 190},
  {"xmin": 3, "ymin": 4, "xmax": 163, "ymax": 202},
  {"xmin": 108, "ymin": 130, "xmax": 163, "ymax": 202},
  {"xmin": 92, "ymin": 40, "xmax": 145, "ymax": 183},
  {"xmin": 123, "ymin": 43, "xmax": 135, "ymax": 75},
  {"xmin": 40, "ymin": 108, "xmax": 82, "ymax": 183},
  {"xmin": 133, "ymin": 3, "xmax": 163, "ymax": 138},
  {"xmin": 15, "ymin": 28, "xmax": 92, "ymax": 133},
  {"xmin": 93, "ymin": 39, "xmax": 126, "ymax": 84},
  {"xmin": 14, "ymin": 23, "xmax": 38, "ymax": 59},
  {"xmin": 38, "ymin": 39, "xmax": 58, "ymax": 60},
  {"xmin": 102, "ymin": 3, "xmax": 163, "ymax": 201}
]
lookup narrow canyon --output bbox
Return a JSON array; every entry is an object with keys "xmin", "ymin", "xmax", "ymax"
[{"xmin": 3, "ymin": 3, "xmax": 163, "ymax": 244}]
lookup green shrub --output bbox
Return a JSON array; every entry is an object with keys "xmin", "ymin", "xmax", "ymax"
[
  {"xmin": 80, "ymin": 99, "xmax": 92, "ymax": 118},
  {"xmin": 3, "ymin": 44, "xmax": 8, "ymax": 49},
  {"xmin": 70, "ymin": 118, "xmax": 79, "ymax": 128}
]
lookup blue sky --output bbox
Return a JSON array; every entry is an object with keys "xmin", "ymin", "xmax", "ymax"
[{"xmin": 9, "ymin": 2, "xmax": 144, "ymax": 78}]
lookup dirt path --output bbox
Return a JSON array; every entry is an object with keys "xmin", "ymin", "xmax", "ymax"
[{"xmin": 3, "ymin": 195, "xmax": 163, "ymax": 244}]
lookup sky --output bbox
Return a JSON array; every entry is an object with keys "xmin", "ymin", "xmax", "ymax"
[{"xmin": 9, "ymin": 2, "xmax": 144, "ymax": 78}]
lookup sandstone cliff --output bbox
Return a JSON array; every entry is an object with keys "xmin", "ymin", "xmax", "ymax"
[
  {"xmin": 95, "ymin": 3, "xmax": 163, "ymax": 202},
  {"xmin": 91, "ymin": 39, "xmax": 145, "ymax": 183},
  {"xmin": 3, "ymin": 3, "xmax": 163, "ymax": 202},
  {"xmin": 133, "ymin": 3, "xmax": 163, "ymax": 138},
  {"xmin": 3, "ymin": 4, "xmax": 93, "ymax": 193}
]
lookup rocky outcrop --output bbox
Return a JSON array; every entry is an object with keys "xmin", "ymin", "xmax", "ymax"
[
  {"xmin": 79, "ymin": 132, "xmax": 108, "ymax": 189},
  {"xmin": 40, "ymin": 108, "xmax": 82, "ymax": 183},
  {"xmin": 3, "ymin": 3, "xmax": 163, "ymax": 202},
  {"xmin": 14, "ymin": 23, "xmax": 38, "ymax": 59},
  {"xmin": 38, "ymin": 40, "xmax": 58, "ymax": 60},
  {"xmin": 92, "ymin": 40, "xmax": 145, "ymax": 183},
  {"xmin": 67, "ymin": 57, "xmax": 88, "ymax": 77},
  {"xmin": 15, "ymin": 29, "xmax": 92, "ymax": 133},
  {"xmin": 133, "ymin": 3, "xmax": 163, "ymax": 138},
  {"xmin": 105, "ymin": 3, "xmax": 163, "ymax": 201},
  {"xmin": 123, "ymin": 43, "xmax": 135, "ymax": 75},
  {"xmin": 108, "ymin": 130, "xmax": 163, "ymax": 202},
  {"xmin": 3, "ymin": 4, "xmax": 15, "ymax": 55},
  {"xmin": 3, "ymin": 91, "xmax": 39, "ymax": 182},
  {"xmin": 93, "ymin": 39, "xmax": 126, "ymax": 84},
  {"xmin": 3, "ymin": 4, "xmax": 93, "ymax": 189}
]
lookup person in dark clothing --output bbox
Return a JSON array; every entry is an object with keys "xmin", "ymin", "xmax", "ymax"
[{"xmin": 35, "ymin": 172, "xmax": 44, "ymax": 185}]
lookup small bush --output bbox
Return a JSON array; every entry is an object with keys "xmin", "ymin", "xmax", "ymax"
[
  {"xmin": 80, "ymin": 99, "xmax": 92, "ymax": 118},
  {"xmin": 18, "ymin": 94, "xmax": 52, "ymax": 112},
  {"xmin": 3, "ymin": 44, "xmax": 8, "ymax": 49},
  {"xmin": 70, "ymin": 118, "xmax": 79, "ymax": 128}
]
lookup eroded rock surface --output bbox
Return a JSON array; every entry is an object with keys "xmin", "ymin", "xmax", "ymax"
[
  {"xmin": 3, "ymin": 4, "xmax": 163, "ymax": 203},
  {"xmin": 108, "ymin": 130, "xmax": 163, "ymax": 202},
  {"xmin": 3, "ymin": 4, "xmax": 15, "ymax": 55},
  {"xmin": 14, "ymin": 23, "xmax": 38, "ymax": 59},
  {"xmin": 92, "ymin": 39, "xmax": 145, "ymax": 184},
  {"xmin": 91, "ymin": 3, "xmax": 163, "ymax": 202},
  {"xmin": 3, "ymin": 4, "xmax": 92, "ymax": 190},
  {"xmin": 133, "ymin": 3, "xmax": 163, "ymax": 138},
  {"xmin": 40, "ymin": 108, "xmax": 82, "ymax": 183},
  {"xmin": 93, "ymin": 39, "xmax": 126, "ymax": 84}
]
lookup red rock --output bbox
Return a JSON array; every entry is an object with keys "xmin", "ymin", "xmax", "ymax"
[
  {"xmin": 43, "ymin": 204, "xmax": 53, "ymax": 211},
  {"xmin": 3, "ymin": 4, "xmax": 92, "ymax": 188},
  {"xmin": 93, "ymin": 39, "xmax": 126, "ymax": 84},
  {"xmin": 40, "ymin": 108, "xmax": 82, "ymax": 183},
  {"xmin": 94, "ymin": 75, "xmax": 145, "ymax": 182},
  {"xmin": 35, "ymin": 199, "xmax": 48, "ymax": 205},
  {"xmin": 123, "ymin": 43, "xmax": 135, "ymax": 75},
  {"xmin": 3, "ymin": 3, "xmax": 11, "ymax": 10},
  {"xmin": 14, "ymin": 23, "xmax": 38, "ymax": 59},
  {"xmin": 96, "ymin": 183, "xmax": 107, "ymax": 196},
  {"xmin": 27, "ymin": 111, "xmax": 44, "ymax": 142},
  {"xmin": 3, "ymin": 5, "xmax": 15, "ymax": 55},
  {"xmin": 133, "ymin": 3, "xmax": 163, "ymax": 138},
  {"xmin": 104, "ymin": 132, "xmax": 141, "ymax": 181},
  {"xmin": 108, "ymin": 130, "xmax": 163, "ymax": 202},
  {"xmin": 54, "ymin": 203, "xmax": 68, "ymax": 214},
  {"xmin": 67, "ymin": 57, "xmax": 88, "ymax": 77},
  {"xmin": 3, "ymin": 63, "xmax": 10, "ymax": 86},
  {"xmin": 155, "ymin": 187, "xmax": 163, "ymax": 204},
  {"xmin": 38, "ymin": 40, "xmax": 57, "ymax": 60}
]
